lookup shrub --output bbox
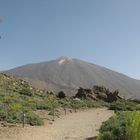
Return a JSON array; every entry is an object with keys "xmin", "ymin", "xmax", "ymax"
[
  {"xmin": 10, "ymin": 103, "xmax": 22, "ymax": 112},
  {"xmin": 4, "ymin": 95, "xmax": 14, "ymax": 104},
  {"xmin": 7, "ymin": 111, "xmax": 22, "ymax": 123},
  {"xmin": 58, "ymin": 98, "xmax": 71, "ymax": 107},
  {"xmin": 44, "ymin": 97, "xmax": 59, "ymax": 110},
  {"xmin": 57, "ymin": 91, "xmax": 66, "ymax": 99},
  {"xmin": 109, "ymin": 101, "xmax": 137, "ymax": 111},
  {"xmin": 26, "ymin": 112, "xmax": 44, "ymax": 126},
  {"xmin": 70, "ymin": 99, "xmax": 84, "ymax": 109},
  {"xmin": 98, "ymin": 131, "xmax": 114, "ymax": 140},
  {"xmin": 97, "ymin": 111, "xmax": 140, "ymax": 140},
  {"xmin": 0, "ymin": 109, "xmax": 7, "ymax": 121},
  {"xmin": 135, "ymin": 104, "xmax": 140, "ymax": 110},
  {"xmin": 19, "ymin": 88, "xmax": 33, "ymax": 96},
  {"xmin": 98, "ymin": 113, "xmax": 127, "ymax": 140},
  {"xmin": 36, "ymin": 101, "xmax": 49, "ymax": 110},
  {"xmin": 126, "ymin": 111, "xmax": 140, "ymax": 140}
]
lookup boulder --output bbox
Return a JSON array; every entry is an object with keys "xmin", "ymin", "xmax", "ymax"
[{"xmin": 75, "ymin": 86, "xmax": 124, "ymax": 103}]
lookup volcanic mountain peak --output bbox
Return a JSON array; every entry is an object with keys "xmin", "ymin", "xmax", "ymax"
[
  {"xmin": 4, "ymin": 57, "xmax": 140, "ymax": 98},
  {"xmin": 58, "ymin": 56, "xmax": 73, "ymax": 65}
]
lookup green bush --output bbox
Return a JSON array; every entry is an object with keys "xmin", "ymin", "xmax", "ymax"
[
  {"xmin": 26, "ymin": 112, "xmax": 44, "ymax": 126},
  {"xmin": 126, "ymin": 111, "xmax": 140, "ymax": 140},
  {"xmin": 84, "ymin": 100, "xmax": 100, "ymax": 108},
  {"xmin": 7, "ymin": 111, "xmax": 22, "ymax": 123},
  {"xmin": 57, "ymin": 91, "xmax": 66, "ymax": 99},
  {"xmin": 0, "ymin": 109, "xmax": 7, "ymax": 121},
  {"xmin": 58, "ymin": 98, "xmax": 71, "ymax": 107},
  {"xmin": 36, "ymin": 101, "xmax": 49, "ymax": 110},
  {"xmin": 98, "ymin": 131, "xmax": 114, "ymax": 140},
  {"xmin": 19, "ymin": 88, "xmax": 33, "ymax": 96},
  {"xmin": 109, "ymin": 101, "xmax": 137, "ymax": 111},
  {"xmin": 98, "ymin": 114, "xmax": 126, "ymax": 140},
  {"xmin": 70, "ymin": 99, "xmax": 86, "ymax": 109},
  {"xmin": 135, "ymin": 104, "xmax": 140, "ymax": 110},
  {"xmin": 44, "ymin": 97, "xmax": 59, "ymax": 110},
  {"xmin": 97, "ymin": 111, "xmax": 140, "ymax": 140}
]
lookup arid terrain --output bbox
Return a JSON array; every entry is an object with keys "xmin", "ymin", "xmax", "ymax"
[
  {"xmin": 5, "ymin": 57, "xmax": 140, "ymax": 98},
  {"xmin": 0, "ymin": 108, "xmax": 114, "ymax": 140}
]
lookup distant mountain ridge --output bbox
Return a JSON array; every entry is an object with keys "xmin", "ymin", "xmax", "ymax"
[{"xmin": 4, "ymin": 57, "xmax": 140, "ymax": 98}]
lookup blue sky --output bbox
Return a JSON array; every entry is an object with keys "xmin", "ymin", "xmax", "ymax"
[{"xmin": 0, "ymin": 0, "xmax": 140, "ymax": 79}]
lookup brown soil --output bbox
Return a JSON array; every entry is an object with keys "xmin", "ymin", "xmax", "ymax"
[{"xmin": 0, "ymin": 108, "xmax": 114, "ymax": 140}]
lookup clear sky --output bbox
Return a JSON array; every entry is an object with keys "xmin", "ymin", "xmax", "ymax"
[{"xmin": 0, "ymin": 0, "xmax": 140, "ymax": 79}]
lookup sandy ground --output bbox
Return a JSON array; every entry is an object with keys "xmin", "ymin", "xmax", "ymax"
[{"xmin": 0, "ymin": 108, "xmax": 114, "ymax": 140}]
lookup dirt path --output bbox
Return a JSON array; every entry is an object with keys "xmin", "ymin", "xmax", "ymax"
[{"xmin": 0, "ymin": 108, "xmax": 114, "ymax": 140}]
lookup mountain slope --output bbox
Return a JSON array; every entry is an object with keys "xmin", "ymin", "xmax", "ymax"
[{"xmin": 4, "ymin": 57, "xmax": 140, "ymax": 98}]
